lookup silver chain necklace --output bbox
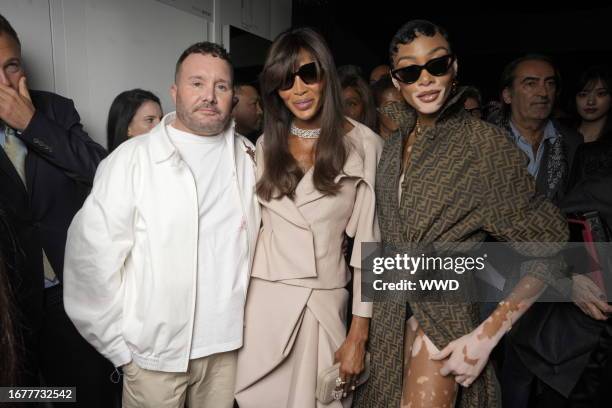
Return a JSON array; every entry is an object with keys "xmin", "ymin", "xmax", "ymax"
[{"xmin": 290, "ymin": 123, "xmax": 321, "ymax": 139}]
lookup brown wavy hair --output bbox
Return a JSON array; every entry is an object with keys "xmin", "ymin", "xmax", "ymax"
[{"xmin": 257, "ymin": 27, "xmax": 347, "ymax": 201}]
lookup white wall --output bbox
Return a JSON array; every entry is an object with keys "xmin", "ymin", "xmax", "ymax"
[
  {"xmin": 0, "ymin": 0, "xmax": 291, "ymax": 147},
  {"xmin": 214, "ymin": 0, "xmax": 291, "ymax": 51},
  {"xmin": 49, "ymin": 0, "xmax": 209, "ymax": 146},
  {"xmin": 216, "ymin": 0, "xmax": 270, "ymax": 42}
]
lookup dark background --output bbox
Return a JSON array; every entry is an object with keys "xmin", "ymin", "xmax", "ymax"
[{"xmin": 290, "ymin": 1, "xmax": 612, "ymax": 107}]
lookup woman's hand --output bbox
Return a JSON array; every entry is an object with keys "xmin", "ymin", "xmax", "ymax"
[
  {"xmin": 430, "ymin": 326, "xmax": 497, "ymax": 388},
  {"xmin": 431, "ymin": 275, "xmax": 546, "ymax": 388},
  {"xmin": 333, "ymin": 316, "xmax": 369, "ymax": 397},
  {"xmin": 572, "ymin": 274, "xmax": 612, "ymax": 320}
]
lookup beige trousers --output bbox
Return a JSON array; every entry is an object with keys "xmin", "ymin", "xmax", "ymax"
[{"xmin": 122, "ymin": 351, "xmax": 237, "ymax": 408}]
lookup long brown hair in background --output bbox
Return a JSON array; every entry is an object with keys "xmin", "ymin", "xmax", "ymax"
[
  {"xmin": 257, "ymin": 27, "xmax": 347, "ymax": 201},
  {"xmin": 339, "ymin": 68, "xmax": 378, "ymax": 131},
  {"xmin": 0, "ymin": 216, "xmax": 19, "ymax": 385}
]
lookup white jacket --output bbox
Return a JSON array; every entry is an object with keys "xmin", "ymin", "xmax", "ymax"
[{"xmin": 63, "ymin": 113, "xmax": 260, "ymax": 372}]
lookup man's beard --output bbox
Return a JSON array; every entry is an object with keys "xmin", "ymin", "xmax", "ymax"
[{"xmin": 176, "ymin": 101, "xmax": 229, "ymax": 136}]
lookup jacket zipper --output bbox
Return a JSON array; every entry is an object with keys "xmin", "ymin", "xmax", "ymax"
[{"xmin": 181, "ymin": 154, "xmax": 199, "ymax": 371}]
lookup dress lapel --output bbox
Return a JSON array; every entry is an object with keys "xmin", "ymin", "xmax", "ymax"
[
  {"xmin": 259, "ymin": 194, "xmax": 311, "ymax": 229},
  {"xmin": 293, "ymin": 166, "xmax": 318, "ymax": 206},
  {"xmin": 293, "ymin": 137, "xmax": 367, "ymax": 208}
]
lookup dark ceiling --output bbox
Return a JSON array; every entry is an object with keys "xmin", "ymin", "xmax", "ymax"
[{"xmin": 291, "ymin": 1, "xmax": 612, "ymax": 102}]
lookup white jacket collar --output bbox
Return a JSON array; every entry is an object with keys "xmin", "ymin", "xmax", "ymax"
[{"xmin": 150, "ymin": 112, "xmax": 236, "ymax": 164}]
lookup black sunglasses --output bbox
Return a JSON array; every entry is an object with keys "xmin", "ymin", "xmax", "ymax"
[
  {"xmin": 279, "ymin": 62, "xmax": 322, "ymax": 91},
  {"xmin": 391, "ymin": 54, "xmax": 455, "ymax": 84}
]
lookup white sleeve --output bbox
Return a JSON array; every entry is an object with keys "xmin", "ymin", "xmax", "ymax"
[{"xmin": 63, "ymin": 150, "xmax": 136, "ymax": 367}]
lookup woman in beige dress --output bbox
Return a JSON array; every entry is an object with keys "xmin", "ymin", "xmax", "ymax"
[{"xmin": 234, "ymin": 27, "xmax": 382, "ymax": 408}]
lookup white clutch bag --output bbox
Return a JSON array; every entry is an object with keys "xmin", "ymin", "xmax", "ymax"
[{"xmin": 315, "ymin": 353, "xmax": 371, "ymax": 404}]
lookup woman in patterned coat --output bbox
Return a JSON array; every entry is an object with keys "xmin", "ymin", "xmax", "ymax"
[{"xmin": 354, "ymin": 20, "xmax": 569, "ymax": 408}]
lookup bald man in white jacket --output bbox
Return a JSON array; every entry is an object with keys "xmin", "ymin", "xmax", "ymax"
[{"xmin": 63, "ymin": 42, "xmax": 260, "ymax": 408}]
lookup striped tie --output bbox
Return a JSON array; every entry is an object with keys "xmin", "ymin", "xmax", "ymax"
[{"xmin": 2, "ymin": 125, "xmax": 27, "ymax": 184}]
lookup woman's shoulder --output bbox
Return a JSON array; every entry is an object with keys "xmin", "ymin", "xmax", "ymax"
[
  {"xmin": 342, "ymin": 119, "xmax": 383, "ymax": 181},
  {"xmin": 463, "ymin": 116, "xmax": 515, "ymax": 152},
  {"xmin": 344, "ymin": 118, "xmax": 383, "ymax": 154},
  {"xmin": 464, "ymin": 115, "xmax": 508, "ymax": 137}
]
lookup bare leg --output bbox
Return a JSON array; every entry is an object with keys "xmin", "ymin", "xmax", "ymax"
[
  {"xmin": 400, "ymin": 317, "xmax": 457, "ymax": 408},
  {"xmin": 401, "ymin": 317, "xmax": 419, "ymax": 408}
]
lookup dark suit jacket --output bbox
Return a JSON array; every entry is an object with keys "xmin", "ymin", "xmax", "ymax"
[
  {"xmin": 0, "ymin": 90, "xmax": 106, "ymax": 339},
  {"xmin": 508, "ymin": 124, "xmax": 609, "ymax": 397}
]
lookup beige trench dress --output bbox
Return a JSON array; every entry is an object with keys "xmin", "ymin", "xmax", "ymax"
[{"xmin": 235, "ymin": 119, "xmax": 382, "ymax": 408}]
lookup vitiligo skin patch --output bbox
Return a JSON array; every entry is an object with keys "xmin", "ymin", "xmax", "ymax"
[
  {"xmin": 462, "ymin": 345, "xmax": 479, "ymax": 366},
  {"xmin": 400, "ymin": 317, "xmax": 458, "ymax": 408},
  {"xmin": 479, "ymin": 276, "xmax": 544, "ymax": 340},
  {"xmin": 400, "ymin": 274, "xmax": 546, "ymax": 406}
]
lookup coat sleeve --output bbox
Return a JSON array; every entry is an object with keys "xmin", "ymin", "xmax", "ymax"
[
  {"xmin": 62, "ymin": 146, "xmax": 136, "ymax": 367},
  {"xmin": 19, "ymin": 93, "xmax": 107, "ymax": 185},
  {"xmin": 478, "ymin": 124, "xmax": 569, "ymax": 289},
  {"xmin": 345, "ymin": 127, "xmax": 383, "ymax": 317}
]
